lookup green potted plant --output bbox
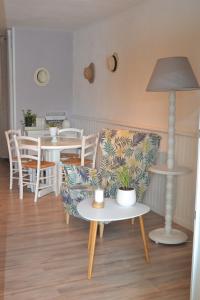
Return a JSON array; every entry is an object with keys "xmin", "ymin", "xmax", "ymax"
[
  {"xmin": 47, "ymin": 121, "xmax": 58, "ymax": 142},
  {"xmin": 22, "ymin": 109, "xmax": 36, "ymax": 127},
  {"xmin": 116, "ymin": 165, "xmax": 136, "ymax": 207}
]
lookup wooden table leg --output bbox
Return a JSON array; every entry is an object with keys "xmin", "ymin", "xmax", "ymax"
[
  {"xmin": 139, "ymin": 216, "xmax": 150, "ymax": 263},
  {"xmin": 88, "ymin": 221, "xmax": 98, "ymax": 279},
  {"xmin": 88, "ymin": 221, "xmax": 93, "ymax": 252},
  {"xmin": 99, "ymin": 222, "xmax": 104, "ymax": 238}
]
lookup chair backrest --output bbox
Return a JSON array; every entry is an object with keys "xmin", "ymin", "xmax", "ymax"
[
  {"xmin": 14, "ymin": 135, "xmax": 41, "ymax": 170},
  {"xmin": 58, "ymin": 128, "xmax": 84, "ymax": 139},
  {"xmin": 81, "ymin": 133, "xmax": 99, "ymax": 168},
  {"xmin": 98, "ymin": 128, "xmax": 161, "ymax": 201},
  {"xmin": 5, "ymin": 129, "xmax": 21, "ymax": 162}
]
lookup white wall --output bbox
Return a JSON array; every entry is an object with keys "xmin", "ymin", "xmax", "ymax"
[
  {"xmin": 190, "ymin": 126, "xmax": 200, "ymax": 299},
  {"xmin": 72, "ymin": 0, "xmax": 200, "ymax": 230},
  {"xmin": 0, "ymin": 0, "xmax": 6, "ymax": 33},
  {"xmin": 73, "ymin": 0, "xmax": 200, "ymax": 139},
  {"xmin": 13, "ymin": 27, "xmax": 73, "ymax": 127}
]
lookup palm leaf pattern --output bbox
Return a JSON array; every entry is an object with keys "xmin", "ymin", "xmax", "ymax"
[
  {"xmin": 98, "ymin": 129, "xmax": 161, "ymax": 201},
  {"xmin": 103, "ymin": 141, "xmax": 116, "ymax": 157}
]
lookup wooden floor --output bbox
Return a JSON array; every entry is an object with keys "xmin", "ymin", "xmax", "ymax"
[{"xmin": 0, "ymin": 159, "xmax": 192, "ymax": 300}]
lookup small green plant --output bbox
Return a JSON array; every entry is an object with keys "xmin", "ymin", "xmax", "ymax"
[
  {"xmin": 47, "ymin": 121, "xmax": 58, "ymax": 127},
  {"xmin": 22, "ymin": 109, "xmax": 36, "ymax": 127},
  {"xmin": 117, "ymin": 165, "xmax": 134, "ymax": 190}
]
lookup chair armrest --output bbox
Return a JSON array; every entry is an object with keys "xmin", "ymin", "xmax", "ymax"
[
  {"xmin": 69, "ymin": 184, "xmax": 93, "ymax": 190},
  {"xmin": 62, "ymin": 165, "xmax": 99, "ymax": 189}
]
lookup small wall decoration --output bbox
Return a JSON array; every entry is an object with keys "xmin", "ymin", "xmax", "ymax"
[
  {"xmin": 83, "ymin": 62, "xmax": 95, "ymax": 83},
  {"xmin": 107, "ymin": 52, "xmax": 119, "ymax": 72},
  {"xmin": 34, "ymin": 67, "xmax": 50, "ymax": 86}
]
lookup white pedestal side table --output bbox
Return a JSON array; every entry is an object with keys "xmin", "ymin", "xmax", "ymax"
[
  {"xmin": 39, "ymin": 136, "xmax": 81, "ymax": 197},
  {"xmin": 149, "ymin": 164, "xmax": 191, "ymax": 245},
  {"xmin": 77, "ymin": 198, "xmax": 150, "ymax": 279}
]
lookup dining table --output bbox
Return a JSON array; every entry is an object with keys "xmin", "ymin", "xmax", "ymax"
[{"xmin": 38, "ymin": 136, "xmax": 82, "ymax": 197}]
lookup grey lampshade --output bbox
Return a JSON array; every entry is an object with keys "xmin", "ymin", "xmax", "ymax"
[{"xmin": 146, "ymin": 57, "xmax": 199, "ymax": 92}]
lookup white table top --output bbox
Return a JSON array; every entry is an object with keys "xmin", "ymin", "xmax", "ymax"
[
  {"xmin": 22, "ymin": 136, "xmax": 82, "ymax": 150},
  {"xmin": 77, "ymin": 198, "xmax": 150, "ymax": 222},
  {"xmin": 40, "ymin": 136, "xmax": 82, "ymax": 150},
  {"xmin": 149, "ymin": 164, "xmax": 191, "ymax": 176}
]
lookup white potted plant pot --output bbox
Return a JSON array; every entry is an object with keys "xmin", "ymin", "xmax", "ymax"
[
  {"xmin": 116, "ymin": 188, "xmax": 136, "ymax": 207},
  {"xmin": 49, "ymin": 127, "xmax": 57, "ymax": 142}
]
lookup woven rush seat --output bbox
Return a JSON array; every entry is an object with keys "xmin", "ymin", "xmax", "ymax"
[
  {"xmin": 62, "ymin": 157, "xmax": 92, "ymax": 166},
  {"xmin": 60, "ymin": 152, "xmax": 79, "ymax": 160},
  {"xmin": 22, "ymin": 160, "xmax": 55, "ymax": 169}
]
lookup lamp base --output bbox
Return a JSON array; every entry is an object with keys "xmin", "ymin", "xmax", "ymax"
[{"xmin": 149, "ymin": 228, "xmax": 188, "ymax": 244}]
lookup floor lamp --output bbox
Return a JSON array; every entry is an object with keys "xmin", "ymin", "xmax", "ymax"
[{"xmin": 146, "ymin": 57, "xmax": 199, "ymax": 244}]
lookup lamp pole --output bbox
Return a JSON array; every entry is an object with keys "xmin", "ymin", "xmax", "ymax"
[
  {"xmin": 149, "ymin": 91, "xmax": 189, "ymax": 244},
  {"xmin": 165, "ymin": 91, "xmax": 176, "ymax": 234}
]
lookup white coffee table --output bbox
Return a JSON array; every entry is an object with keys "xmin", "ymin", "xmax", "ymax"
[{"xmin": 77, "ymin": 198, "xmax": 150, "ymax": 279}]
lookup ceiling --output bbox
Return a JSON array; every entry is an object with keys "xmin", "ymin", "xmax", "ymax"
[{"xmin": 3, "ymin": 0, "xmax": 141, "ymax": 31}]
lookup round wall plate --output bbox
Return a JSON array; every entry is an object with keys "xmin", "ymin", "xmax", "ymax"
[{"xmin": 34, "ymin": 67, "xmax": 50, "ymax": 86}]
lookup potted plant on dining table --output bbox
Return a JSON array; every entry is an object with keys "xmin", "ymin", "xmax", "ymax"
[
  {"xmin": 48, "ymin": 121, "xmax": 58, "ymax": 142},
  {"xmin": 116, "ymin": 165, "xmax": 136, "ymax": 207}
]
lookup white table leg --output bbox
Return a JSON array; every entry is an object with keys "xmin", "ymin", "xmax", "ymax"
[{"xmin": 38, "ymin": 149, "xmax": 60, "ymax": 198}]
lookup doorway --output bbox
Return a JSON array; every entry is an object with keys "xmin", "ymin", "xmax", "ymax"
[{"xmin": 0, "ymin": 34, "xmax": 9, "ymax": 158}]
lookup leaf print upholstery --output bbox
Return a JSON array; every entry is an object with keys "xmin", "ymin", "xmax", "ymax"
[
  {"xmin": 98, "ymin": 129, "xmax": 161, "ymax": 201},
  {"xmin": 61, "ymin": 166, "xmax": 98, "ymax": 219},
  {"xmin": 61, "ymin": 128, "xmax": 161, "ymax": 219}
]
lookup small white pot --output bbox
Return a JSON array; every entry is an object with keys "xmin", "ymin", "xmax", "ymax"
[
  {"xmin": 116, "ymin": 188, "xmax": 136, "ymax": 207},
  {"xmin": 49, "ymin": 127, "xmax": 57, "ymax": 142}
]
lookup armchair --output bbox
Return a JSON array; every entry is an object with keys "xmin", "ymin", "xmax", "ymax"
[{"xmin": 61, "ymin": 128, "xmax": 161, "ymax": 226}]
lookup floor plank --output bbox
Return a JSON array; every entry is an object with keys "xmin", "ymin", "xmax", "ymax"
[{"xmin": 0, "ymin": 159, "xmax": 192, "ymax": 299}]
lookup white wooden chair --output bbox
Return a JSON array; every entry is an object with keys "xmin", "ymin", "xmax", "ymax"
[
  {"xmin": 5, "ymin": 129, "xmax": 21, "ymax": 189},
  {"xmin": 62, "ymin": 133, "xmax": 99, "ymax": 168},
  {"xmin": 14, "ymin": 135, "xmax": 57, "ymax": 202},
  {"xmin": 58, "ymin": 128, "xmax": 84, "ymax": 160},
  {"xmin": 59, "ymin": 133, "xmax": 99, "ymax": 190}
]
